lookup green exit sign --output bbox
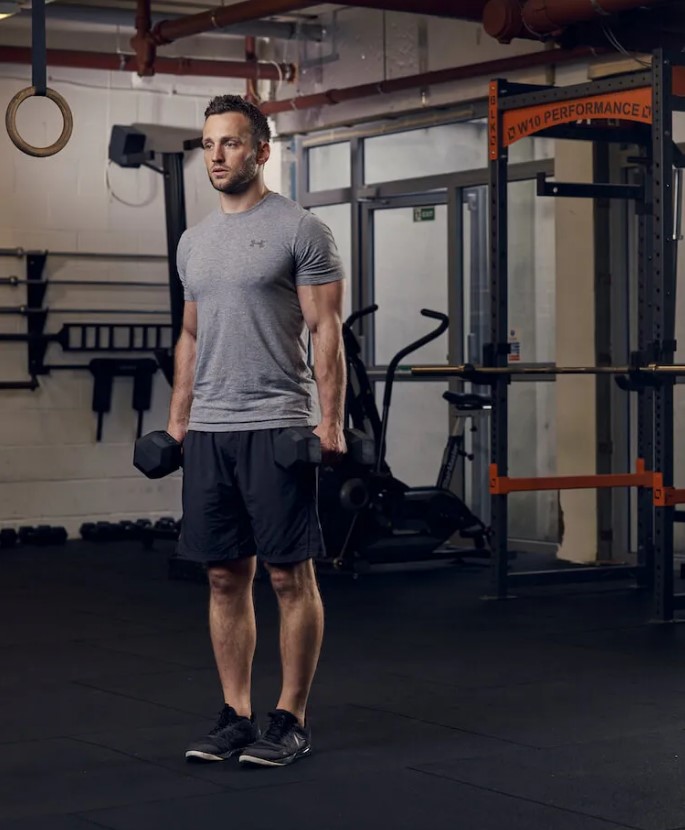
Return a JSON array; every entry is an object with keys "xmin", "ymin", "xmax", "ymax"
[{"xmin": 413, "ymin": 207, "xmax": 435, "ymax": 222}]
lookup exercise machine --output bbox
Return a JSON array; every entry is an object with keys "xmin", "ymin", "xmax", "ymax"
[{"xmin": 318, "ymin": 306, "xmax": 491, "ymax": 572}]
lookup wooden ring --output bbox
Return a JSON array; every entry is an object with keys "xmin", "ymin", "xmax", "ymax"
[{"xmin": 5, "ymin": 86, "xmax": 73, "ymax": 158}]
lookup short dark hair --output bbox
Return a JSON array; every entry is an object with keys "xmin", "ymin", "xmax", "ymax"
[{"xmin": 204, "ymin": 95, "xmax": 271, "ymax": 144}]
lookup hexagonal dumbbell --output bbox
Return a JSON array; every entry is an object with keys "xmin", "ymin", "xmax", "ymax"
[
  {"xmin": 344, "ymin": 428, "xmax": 375, "ymax": 467},
  {"xmin": 133, "ymin": 430, "xmax": 183, "ymax": 479},
  {"xmin": 274, "ymin": 427, "xmax": 322, "ymax": 470}
]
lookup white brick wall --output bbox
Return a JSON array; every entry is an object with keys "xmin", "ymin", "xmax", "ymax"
[{"xmin": 0, "ymin": 62, "xmax": 283, "ymax": 538}]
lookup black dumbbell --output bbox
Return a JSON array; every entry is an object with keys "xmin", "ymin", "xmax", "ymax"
[
  {"xmin": 134, "ymin": 431, "xmax": 183, "ymax": 479},
  {"xmin": 80, "ymin": 522, "xmax": 96, "ymax": 541},
  {"xmin": 274, "ymin": 427, "xmax": 322, "ymax": 470},
  {"xmin": 45, "ymin": 526, "xmax": 67, "ymax": 545},
  {"xmin": 344, "ymin": 428, "xmax": 375, "ymax": 466},
  {"xmin": 0, "ymin": 528, "xmax": 18, "ymax": 548},
  {"xmin": 80, "ymin": 521, "xmax": 119, "ymax": 542},
  {"xmin": 275, "ymin": 427, "xmax": 374, "ymax": 470},
  {"xmin": 117, "ymin": 520, "xmax": 138, "ymax": 540},
  {"xmin": 154, "ymin": 517, "xmax": 178, "ymax": 532},
  {"xmin": 134, "ymin": 519, "xmax": 152, "ymax": 538},
  {"xmin": 17, "ymin": 525, "xmax": 67, "ymax": 546}
]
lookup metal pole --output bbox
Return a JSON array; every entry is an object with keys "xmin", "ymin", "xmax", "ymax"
[
  {"xmin": 0, "ymin": 277, "xmax": 167, "ymax": 288},
  {"xmin": 0, "ymin": 248, "xmax": 166, "ymax": 260},
  {"xmin": 652, "ymin": 50, "xmax": 676, "ymax": 622},
  {"xmin": 636, "ymin": 157, "xmax": 655, "ymax": 590},
  {"xmin": 162, "ymin": 152, "xmax": 188, "ymax": 352},
  {"xmin": 594, "ymin": 142, "xmax": 614, "ymax": 561},
  {"xmin": 411, "ymin": 364, "xmax": 685, "ymax": 376},
  {"xmin": 0, "ymin": 380, "xmax": 38, "ymax": 390},
  {"xmin": 489, "ymin": 80, "xmax": 510, "ymax": 600},
  {"xmin": 0, "ymin": 307, "xmax": 169, "ymax": 316}
]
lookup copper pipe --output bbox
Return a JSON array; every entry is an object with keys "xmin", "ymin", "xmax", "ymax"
[
  {"xmin": 260, "ymin": 46, "xmax": 598, "ymax": 115},
  {"xmin": 150, "ymin": 0, "xmax": 320, "ymax": 46},
  {"xmin": 484, "ymin": 0, "xmax": 667, "ymax": 41},
  {"xmin": 131, "ymin": 0, "xmax": 155, "ymax": 76},
  {"xmin": 0, "ymin": 47, "xmax": 295, "ymax": 81},
  {"xmin": 245, "ymin": 35, "xmax": 259, "ymax": 105},
  {"xmin": 522, "ymin": 0, "xmax": 666, "ymax": 34},
  {"xmin": 343, "ymin": 0, "xmax": 488, "ymax": 18}
]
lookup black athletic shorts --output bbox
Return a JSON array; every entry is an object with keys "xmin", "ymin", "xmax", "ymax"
[{"xmin": 177, "ymin": 429, "xmax": 325, "ymax": 567}]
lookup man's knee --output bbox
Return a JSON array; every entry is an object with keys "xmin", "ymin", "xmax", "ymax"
[
  {"xmin": 266, "ymin": 560, "xmax": 316, "ymax": 600},
  {"xmin": 208, "ymin": 558, "xmax": 256, "ymax": 597}
]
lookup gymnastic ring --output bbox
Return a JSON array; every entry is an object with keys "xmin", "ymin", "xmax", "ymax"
[{"xmin": 5, "ymin": 86, "xmax": 73, "ymax": 158}]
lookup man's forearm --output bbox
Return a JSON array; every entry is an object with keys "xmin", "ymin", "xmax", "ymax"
[
  {"xmin": 167, "ymin": 331, "xmax": 196, "ymax": 433},
  {"xmin": 312, "ymin": 320, "xmax": 346, "ymax": 427}
]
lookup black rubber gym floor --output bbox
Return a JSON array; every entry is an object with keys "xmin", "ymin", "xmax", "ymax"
[{"xmin": 3, "ymin": 542, "xmax": 685, "ymax": 830}]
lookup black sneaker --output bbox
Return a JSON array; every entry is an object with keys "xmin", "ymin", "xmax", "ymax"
[
  {"xmin": 239, "ymin": 709, "xmax": 311, "ymax": 767},
  {"xmin": 185, "ymin": 705, "xmax": 259, "ymax": 762}
]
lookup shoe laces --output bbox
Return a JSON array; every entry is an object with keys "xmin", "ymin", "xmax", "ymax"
[
  {"xmin": 264, "ymin": 710, "xmax": 295, "ymax": 742},
  {"xmin": 209, "ymin": 706, "xmax": 236, "ymax": 736}
]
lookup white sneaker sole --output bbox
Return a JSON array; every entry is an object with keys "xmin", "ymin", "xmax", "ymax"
[
  {"xmin": 185, "ymin": 748, "xmax": 243, "ymax": 762},
  {"xmin": 239, "ymin": 747, "xmax": 311, "ymax": 767}
]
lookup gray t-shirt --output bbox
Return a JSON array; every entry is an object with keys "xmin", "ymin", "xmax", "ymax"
[{"xmin": 177, "ymin": 192, "xmax": 344, "ymax": 431}]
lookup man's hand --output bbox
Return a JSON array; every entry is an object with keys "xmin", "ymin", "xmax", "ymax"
[
  {"xmin": 166, "ymin": 422, "xmax": 188, "ymax": 447},
  {"xmin": 313, "ymin": 422, "xmax": 346, "ymax": 466}
]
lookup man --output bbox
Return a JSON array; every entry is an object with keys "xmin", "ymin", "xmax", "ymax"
[{"xmin": 168, "ymin": 95, "xmax": 346, "ymax": 768}]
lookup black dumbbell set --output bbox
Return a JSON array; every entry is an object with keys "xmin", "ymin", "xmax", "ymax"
[
  {"xmin": 0, "ymin": 525, "xmax": 68, "ymax": 549},
  {"xmin": 79, "ymin": 518, "xmax": 180, "ymax": 544},
  {"xmin": 80, "ymin": 518, "xmax": 152, "ymax": 542}
]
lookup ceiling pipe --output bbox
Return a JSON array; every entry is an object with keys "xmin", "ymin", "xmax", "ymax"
[
  {"xmin": 341, "ymin": 0, "xmax": 488, "ymax": 19},
  {"xmin": 149, "ymin": 0, "xmax": 321, "ymax": 47},
  {"xmin": 244, "ymin": 35, "xmax": 259, "ymax": 105},
  {"xmin": 260, "ymin": 45, "xmax": 599, "ymax": 115},
  {"xmin": 131, "ymin": 0, "xmax": 155, "ymax": 76},
  {"xmin": 26, "ymin": 3, "xmax": 324, "ymax": 41},
  {"xmin": 0, "ymin": 46, "xmax": 296, "ymax": 81},
  {"xmin": 483, "ymin": 0, "xmax": 668, "ymax": 42}
]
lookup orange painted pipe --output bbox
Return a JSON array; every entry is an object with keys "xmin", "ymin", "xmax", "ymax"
[
  {"xmin": 0, "ymin": 46, "xmax": 295, "ymax": 81},
  {"xmin": 260, "ymin": 46, "xmax": 597, "ymax": 115}
]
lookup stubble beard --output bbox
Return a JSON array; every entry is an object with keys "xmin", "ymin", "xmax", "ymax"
[{"xmin": 209, "ymin": 156, "xmax": 258, "ymax": 195}]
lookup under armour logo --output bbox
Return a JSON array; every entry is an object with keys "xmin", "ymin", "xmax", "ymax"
[{"xmin": 250, "ymin": 239, "xmax": 266, "ymax": 248}]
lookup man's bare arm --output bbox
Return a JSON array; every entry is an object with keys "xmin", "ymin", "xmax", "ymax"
[
  {"xmin": 297, "ymin": 281, "xmax": 346, "ymax": 461},
  {"xmin": 167, "ymin": 301, "xmax": 197, "ymax": 443}
]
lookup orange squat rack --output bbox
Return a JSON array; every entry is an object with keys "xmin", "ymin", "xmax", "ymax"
[{"xmin": 413, "ymin": 50, "xmax": 685, "ymax": 619}]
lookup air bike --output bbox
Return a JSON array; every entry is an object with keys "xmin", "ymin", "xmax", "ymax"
[{"xmin": 318, "ymin": 306, "xmax": 491, "ymax": 573}]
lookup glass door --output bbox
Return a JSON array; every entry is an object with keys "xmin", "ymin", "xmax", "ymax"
[
  {"xmin": 358, "ymin": 175, "xmax": 559, "ymax": 544},
  {"xmin": 362, "ymin": 196, "xmax": 453, "ymax": 489}
]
